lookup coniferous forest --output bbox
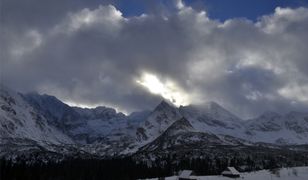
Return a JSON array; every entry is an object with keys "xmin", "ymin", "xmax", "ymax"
[{"xmin": 1, "ymin": 150, "xmax": 308, "ymax": 180}]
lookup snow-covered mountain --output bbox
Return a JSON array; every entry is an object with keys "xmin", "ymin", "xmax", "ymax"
[
  {"xmin": 23, "ymin": 91, "xmax": 143, "ymax": 156},
  {"xmin": 24, "ymin": 92, "xmax": 137, "ymax": 143},
  {"xmin": 179, "ymin": 103, "xmax": 308, "ymax": 145},
  {"xmin": 138, "ymin": 117, "xmax": 236, "ymax": 152},
  {"xmin": 0, "ymin": 86, "xmax": 73, "ymax": 147},
  {"xmin": 136, "ymin": 100, "xmax": 182, "ymax": 145},
  {"xmin": 1, "ymin": 86, "xmax": 308, "ymax": 160},
  {"xmin": 244, "ymin": 111, "xmax": 308, "ymax": 144},
  {"xmin": 23, "ymin": 92, "xmax": 87, "ymax": 141},
  {"xmin": 179, "ymin": 102, "xmax": 247, "ymax": 139}
]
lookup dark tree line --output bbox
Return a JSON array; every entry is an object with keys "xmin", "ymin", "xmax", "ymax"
[
  {"xmin": 0, "ymin": 157, "xmax": 171, "ymax": 180},
  {"xmin": 0, "ymin": 151, "xmax": 308, "ymax": 180}
]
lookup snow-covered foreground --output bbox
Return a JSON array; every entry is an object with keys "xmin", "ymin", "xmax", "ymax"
[{"xmin": 146, "ymin": 166, "xmax": 308, "ymax": 180}]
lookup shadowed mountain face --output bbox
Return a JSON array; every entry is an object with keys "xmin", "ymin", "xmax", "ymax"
[
  {"xmin": 1, "ymin": 86, "xmax": 308, "ymax": 159},
  {"xmin": 138, "ymin": 117, "xmax": 225, "ymax": 152},
  {"xmin": 135, "ymin": 100, "xmax": 182, "ymax": 144}
]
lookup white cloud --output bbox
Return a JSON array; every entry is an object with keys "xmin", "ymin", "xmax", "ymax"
[
  {"xmin": 175, "ymin": 0, "xmax": 185, "ymax": 10},
  {"xmin": 279, "ymin": 83, "xmax": 308, "ymax": 102},
  {"xmin": 257, "ymin": 7, "xmax": 308, "ymax": 34},
  {"xmin": 54, "ymin": 5, "xmax": 124, "ymax": 34},
  {"xmin": 3, "ymin": 2, "xmax": 308, "ymax": 117},
  {"xmin": 10, "ymin": 30, "xmax": 42, "ymax": 59},
  {"xmin": 136, "ymin": 72, "xmax": 190, "ymax": 106}
]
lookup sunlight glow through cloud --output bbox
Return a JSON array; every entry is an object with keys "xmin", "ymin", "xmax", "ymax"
[{"xmin": 136, "ymin": 73, "xmax": 190, "ymax": 106}]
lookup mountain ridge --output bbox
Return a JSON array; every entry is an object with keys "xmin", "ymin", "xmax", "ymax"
[{"xmin": 2, "ymin": 86, "xmax": 308, "ymax": 160}]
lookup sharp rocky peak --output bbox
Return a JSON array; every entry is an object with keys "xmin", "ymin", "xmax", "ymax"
[
  {"xmin": 169, "ymin": 117, "xmax": 193, "ymax": 130},
  {"xmin": 154, "ymin": 100, "xmax": 176, "ymax": 111},
  {"xmin": 180, "ymin": 101, "xmax": 242, "ymax": 122},
  {"xmin": 161, "ymin": 117, "xmax": 194, "ymax": 137},
  {"xmin": 203, "ymin": 101, "xmax": 234, "ymax": 114}
]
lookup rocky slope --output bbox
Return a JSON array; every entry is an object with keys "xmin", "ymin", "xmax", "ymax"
[
  {"xmin": 0, "ymin": 87, "xmax": 73, "ymax": 145},
  {"xmin": 1, "ymin": 86, "xmax": 308, "ymax": 160}
]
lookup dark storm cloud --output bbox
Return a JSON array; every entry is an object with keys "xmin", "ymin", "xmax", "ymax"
[{"xmin": 2, "ymin": 0, "xmax": 308, "ymax": 118}]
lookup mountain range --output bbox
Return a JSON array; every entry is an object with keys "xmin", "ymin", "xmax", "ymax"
[{"xmin": 1, "ymin": 85, "xmax": 308, "ymax": 160}]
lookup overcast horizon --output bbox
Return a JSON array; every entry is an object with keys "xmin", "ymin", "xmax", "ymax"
[{"xmin": 1, "ymin": 0, "xmax": 308, "ymax": 118}]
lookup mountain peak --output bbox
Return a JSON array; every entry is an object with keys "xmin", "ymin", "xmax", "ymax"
[
  {"xmin": 170, "ymin": 117, "xmax": 193, "ymax": 130},
  {"xmin": 158, "ymin": 99, "xmax": 170, "ymax": 106},
  {"xmin": 154, "ymin": 100, "xmax": 175, "ymax": 112},
  {"xmin": 24, "ymin": 92, "xmax": 66, "ymax": 106},
  {"xmin": 162, "ymin": 117, "xmax": 194, "ymax": 136},
  {"xmin": 205, "ymin": 101, "xmax": 220, "ymax": 107},
  {"xmin": 180, "ymin": 101, "xmax": 242, "ymax": 122},
  {"xmin": 204, "ymin": 101, "xmax": 228, "ymax": 111}
]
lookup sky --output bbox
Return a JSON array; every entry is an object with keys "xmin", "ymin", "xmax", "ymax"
[{"xmin": 1, "ymin": 0, "xmax": 308, "ymax": 118}]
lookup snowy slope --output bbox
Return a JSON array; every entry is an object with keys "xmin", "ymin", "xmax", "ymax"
[
  {"xmin": 179, "ymin": 102, "xmax": 247, "ymax": 139},
  {"xmin": 24, "ymin": 92, "xmax": 139, "ymax": 145},
  {"xmin": 135, "ymin": 100, "xmax": 182, "ymax": 145},
  {"xmin": 73, "ymin": 106, "xmax": 128, "ymax": 139},
  {"xmin": 138, "ymin": 117, "xmax": 228, "ymax": 152},
  {"xmin": 23, "ymin": 92, "xmax": 88, "ymax": 140},
  {"xmin": 23, "ymin": 91, "xmax": 147, "ymax": 156},
  {"xmin": 147, "ymin": 166, "xmax": 308, "ymax": 180},
  {"xmin": 244, "ymin": 111, "xmax": 308, "ymax": 144},
  {"xmin": 2, "ymin": 85, "xmax": 308, "ymax": 159},
  {"xmin": 178, "ymin": 102, "xmax": 308, "ymax": 145},
  {"xmin": 0, "ymin": 86, "xmax": 73, "ymax": 146},
  {"xmin": 14, "ymin": 88, "xmax": 308, "ymax": 147}
]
